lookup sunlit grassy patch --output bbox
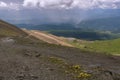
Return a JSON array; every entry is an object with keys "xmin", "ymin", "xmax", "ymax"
[
  {"xmin": 64, "ymin": 64, "xmax": 91, "ymax": 79},
  {"xmin": 45, "ymin": 56, "xmax": 92, "ymax": 79},
  {"xmin": 69, "ymin": 38, "xmax": 120, "ymax": 55},
  {"xmin": 76, "ymin": 72, "xmax": 91, "ymax": 79},
  {"xmin": 48, "ymin": 57, "xmax": 65, "ymax": 65}
]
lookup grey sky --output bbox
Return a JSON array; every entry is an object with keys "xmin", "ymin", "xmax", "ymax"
[{"xmin": 0, "ymin": 0, "xmax": 120, "ymax": 24}]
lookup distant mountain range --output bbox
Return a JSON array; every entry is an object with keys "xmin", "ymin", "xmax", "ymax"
[
  {"xmin": 15, "ymin": 23, "xmax": 81, "ymax": 31},
  {"xmin": 77, "ymin": 16, "xmax": 120, "ymax": 33},
  {"xmin": 15, "ymin": 16, "xmax": 120, "ymax": 33},
  {"xmin": 15, "ymin": 21, "xmax": 120, "ymax": 40}
]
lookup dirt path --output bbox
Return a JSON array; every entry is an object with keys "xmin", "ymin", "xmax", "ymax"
[{"xmin": 24, "ymin": 30, "xmax": 73, "ymax": 47}]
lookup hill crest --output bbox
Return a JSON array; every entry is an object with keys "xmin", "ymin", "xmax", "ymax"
[{"xmin": 0, "ymin": 20, "xmax": 27, "ymax": 37}]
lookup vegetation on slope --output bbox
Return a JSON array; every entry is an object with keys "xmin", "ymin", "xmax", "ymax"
[
  {"xmin": 69, "ymin": 38, "xmax": 120, "ymax": 55},
  {"xmin": 0, "ymin": 20, "xmax": 27, "ymax": 37}
]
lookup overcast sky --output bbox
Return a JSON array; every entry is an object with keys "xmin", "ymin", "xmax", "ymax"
[
  {"xmin": 0, "ymin": 0, "xmax": 120, "ymax": 24},
  {"xmin": 0, "ymin": 0, "xmax": 120, "ymax": 10}
]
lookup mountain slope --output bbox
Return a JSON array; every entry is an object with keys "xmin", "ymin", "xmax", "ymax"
[
  {"xmin": 0, "ymin": 20, "xmax": 27, "ymax": 37},
  {"xmin": 0, "ymin": 20, "xmax": 120, "ymax": 80},
  {"xmin": 73, "ymin": 38, "xmax": 120, "ymax": 55},
  {"xmin": 23, "ymin": 29, "xmax": 73, "ymax": 47}
]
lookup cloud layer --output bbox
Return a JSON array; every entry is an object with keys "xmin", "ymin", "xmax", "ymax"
[
  {"xmin": 23, "ymin": 0, "xmax": 120, "ymax": 9},
  {"xmin": 0, "ymin": 1, "xmax": 7, "ymax": 7},
  {"xmin": 0, "ymin": 1, "xmax": 21, "ymax": 10},
  {"xmin": 0, "ymin": 0, "xmax": 120, "ymax": 10}
]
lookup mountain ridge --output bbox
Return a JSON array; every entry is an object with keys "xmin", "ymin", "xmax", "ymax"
[
  {"xmin": 78, "ymin": 16, "xmax": 120, "ymax": 33},
  {"xmin": 0, "ymin": 20, "xmax": 27, "ymax": 37}
]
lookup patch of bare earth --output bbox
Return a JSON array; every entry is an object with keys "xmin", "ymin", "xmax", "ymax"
[{"xmin": 23, "ymin": 29, "xmax": 73, "ymax": 47}]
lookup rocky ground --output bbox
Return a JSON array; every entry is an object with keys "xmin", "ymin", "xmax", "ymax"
[{"xmin": 0, "ymin": 36, "xmax": 120, "ymax": 80}]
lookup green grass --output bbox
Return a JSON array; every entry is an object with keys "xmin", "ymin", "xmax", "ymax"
[
  {"xmin": 0, "ymin": 28, "xmax": 20, "ymax": 37},
  {"xmin": 69, "ymin": 38, "xmax": 120, "ymax": 55},
  {"xmin": 43, "ymin": 56, "xmax": 92, "ymax": 80}
]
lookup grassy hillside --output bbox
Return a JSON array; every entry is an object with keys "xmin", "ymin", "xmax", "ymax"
[
  {"xmin": 69, "ymin": 38, "xmax": 120, "ymax": 55},
  {"xmin": 0, "ymin": 20, "xmax": 27, "ymax": 37}
]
